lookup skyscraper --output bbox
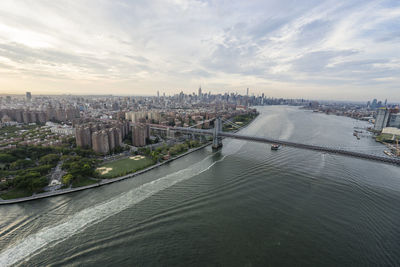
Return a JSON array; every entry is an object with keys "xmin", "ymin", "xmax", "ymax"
[
  {"xmin": 26, "ymin": 92, "xmax": 32, "ymax": 101},
  {"xmin": 388, "ymin": 113, "xmax": 400, "ymax": 128},
  {"xmin": 76, "ymin": 126, "xmax": 92, "ymax": 148},
  {"xmin": 371, "ymin": 99, "xmax": 378, "ymax": 109},
  {"xmin": 374, "ymin": 108, "xmax": 390, "ymax": 131},
  {"xmin": 246, "ymin": 88, "xmax": 249, "ymax": 96},
  {"xmin": 132, "ymin": 124, "xmax": 148, "ymax": 147},
  {"xmin": 113, "ymin": 127, "xmax": 122, "ymax": 147},
  {"xmin": 92, "ymin": 130, "xmax": 109, "ymax": 154},
  {"xmin": 107, "ymin": 129, "xmax": 115, "ymax": 151},
  {"xmin": 198, "ymin": 86, "xmax": 202, "ymax": 97}
]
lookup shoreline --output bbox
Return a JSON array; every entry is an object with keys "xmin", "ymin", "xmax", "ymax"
[
  {"xmin": 0, "ymin": 112, "xmax": 259, "ymax": 205},
  {"xmin": 0, "ymin": 142, "xmax": 211, "ymax": 205},
  {"xmin": 302, "ymin": 106, "xmax": 374, "ymax": 124}
]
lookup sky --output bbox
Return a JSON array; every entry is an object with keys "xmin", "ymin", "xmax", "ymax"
[{"xmin": 0, "ymin": 0, "xmax": 399, "ymax": 101}]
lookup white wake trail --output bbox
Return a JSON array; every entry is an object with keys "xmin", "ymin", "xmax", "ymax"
[{"xmin": 0, "ymin": 154, "xmax": 225, "ymax": 266}]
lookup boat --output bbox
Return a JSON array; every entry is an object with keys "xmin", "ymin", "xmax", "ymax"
[
  {"xmin": 384, "ymin": 150, "xmax": 394, "ymax": 157},
  {"xmin": 271, "ymin": 144, "xmax": 281, "ymax": 150}
]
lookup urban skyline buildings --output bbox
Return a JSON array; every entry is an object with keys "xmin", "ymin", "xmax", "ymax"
[
  {"xmin": 374, "ymin": 107, "xmax": 400, "ymax": 131},
  {"xmin": 1, "ymin": 89, "xmax": 400, "ymax": 155},
  {"xmin": 26, "ymin": 92, "xmax": 31, "ymax": 102},
  {"xmin": 75, "ymin": 121, "xmax": 127, "ymax": 154}
]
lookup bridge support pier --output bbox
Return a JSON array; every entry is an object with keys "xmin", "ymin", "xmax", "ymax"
[{"xmin": 212, "ymin": 117, "xmax": 223, "ymax": 149}]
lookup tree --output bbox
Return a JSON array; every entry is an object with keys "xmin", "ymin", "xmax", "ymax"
[
  {"xmin": 74, "ymin": 148, "xmax": 95, "ymax": 157},
  {"xmin": 13, "ymin": 171, "xmax": 45, "ymax": 192},
  {"xmin": 31, "ymin": 176, "xmax": 47, "ymax": 192},
  {"xmin": 10, "ymin": 159, "xmax": 34, "ymax": 170},
  {"xmin": 29, "ymin": 164, "xmax": 52, "ymax": 175},
  {"xmin": 189, "ymin": 140, "xmax": 199, "ymax": 148},
  {"xmin": 39, "ymin": 154, "xmax": 60, "ymax": 166},
  {"xmin": 150, "ymin": 151, "xmax": 161, "ymax": 162},
  {"xmin": 62, "ymin": 174, "xmax": 73, "ymax": 185},
  {"xmin": 0, "ymin": 153, "xmax": 16, "ymax": 163}
]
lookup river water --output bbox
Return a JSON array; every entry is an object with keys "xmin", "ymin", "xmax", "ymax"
[{"xmin": 1, "ymin": 106, "xmax": 400, "ymax": 266}]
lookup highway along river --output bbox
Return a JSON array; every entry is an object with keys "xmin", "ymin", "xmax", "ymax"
[{"xmin": 1, "ymin": 106, "xmax": 400, "ymax": 266}]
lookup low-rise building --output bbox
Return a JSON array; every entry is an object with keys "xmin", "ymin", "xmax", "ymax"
[{"xmin": 382, "ymin": 127, "xmax": 400, "ymax": 136}]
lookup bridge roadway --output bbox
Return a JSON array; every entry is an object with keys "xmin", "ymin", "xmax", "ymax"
[{"xmin": 155, "ymin": 126, "xmax": 400, "ymax": 166}]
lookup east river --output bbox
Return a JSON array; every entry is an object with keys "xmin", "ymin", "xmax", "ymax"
[{"xmin": 1, "ymin": 106, "xmax": 400, "ymax": 266}]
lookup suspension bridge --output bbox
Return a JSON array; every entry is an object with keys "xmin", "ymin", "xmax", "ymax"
[{"xmin": 148, "ymin": 117, "xmax": 400, "ymax": 166}]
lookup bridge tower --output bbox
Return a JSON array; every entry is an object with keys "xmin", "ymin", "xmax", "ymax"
[{"xmin": 212, "ymin": 117, "xmax": 223, "ymax": 149}]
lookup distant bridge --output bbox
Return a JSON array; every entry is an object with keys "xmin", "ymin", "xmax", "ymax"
[{"xmin": 148, "ymin": 118, "xmax": 400, "ymax": 166}]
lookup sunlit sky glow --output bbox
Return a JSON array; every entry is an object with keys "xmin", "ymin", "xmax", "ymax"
[{"xmin": 0, "ymin": 0, "xmax": 400, "ymax": 100}]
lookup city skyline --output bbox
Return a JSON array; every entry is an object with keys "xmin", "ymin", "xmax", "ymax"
[{"xmin": 1, "ymin": 1, "xmax": 400, "ymax": 101}]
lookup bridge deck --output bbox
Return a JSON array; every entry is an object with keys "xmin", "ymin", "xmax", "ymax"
[
  {"xmin": 150, "ymin": 125, "xmax": 400, "ymax": 166},
  {"xmin": 220, "ymin": 132, "xmax": 400, "ymax": 166}
]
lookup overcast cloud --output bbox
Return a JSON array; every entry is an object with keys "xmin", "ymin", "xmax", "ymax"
[{"xmin": 0, "ymin": 0, "xmax": 399, "ymax": 100}]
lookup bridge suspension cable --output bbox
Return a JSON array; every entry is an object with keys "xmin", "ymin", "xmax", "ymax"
[
  {"xmin": 221, "ymin": 118, "xmax": 242, "ymax": 129},
  {"xmin": 187, "ymin": 118, "xmax": 216, "ymax": 129}
]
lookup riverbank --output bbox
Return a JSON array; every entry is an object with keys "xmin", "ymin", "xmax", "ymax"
[
  {"xmin": 0, "ymin": 142, "xmax": 211, "ymax": 205},
  {"xmin": 0, "ymin": 112, "xmax": 259, "ymax": 205}
]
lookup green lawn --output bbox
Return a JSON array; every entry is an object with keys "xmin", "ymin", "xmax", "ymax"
[
  {"xmin": 0, "ymin": 188, "xmax": 33, "ymax": 200},
  {"xmin": 97, "ymin": 156, "xmax": 154, "ymax": 178},
  {"xmin": 72, "ymin": 177, "xmax": 98, "ymax": 188},
  {"xmin": 376, "ymin": 133, "xmax": 397, "ymax": 142}
]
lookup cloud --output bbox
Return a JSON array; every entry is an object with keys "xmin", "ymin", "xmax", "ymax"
[
  {"xmin": 0, "ymin": 0, "xmax": 399, "ymax": 100},
  {"xmin": 291, "ymin": 50, "xmax": 358, "ymax": 73}
]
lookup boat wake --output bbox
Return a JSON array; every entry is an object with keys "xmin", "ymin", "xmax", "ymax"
[
  {"xmin": 0, "ymin": 153, "xmax": 226, "ymax": 266},
  {"xmin": 279, "ymin": 118, "xmax": 294, "ymax": 140}
]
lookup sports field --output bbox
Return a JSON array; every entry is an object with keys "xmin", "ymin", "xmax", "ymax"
[{"xmin": 97, "ymin": 155, "xmax": 154, "ymax": 178}]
